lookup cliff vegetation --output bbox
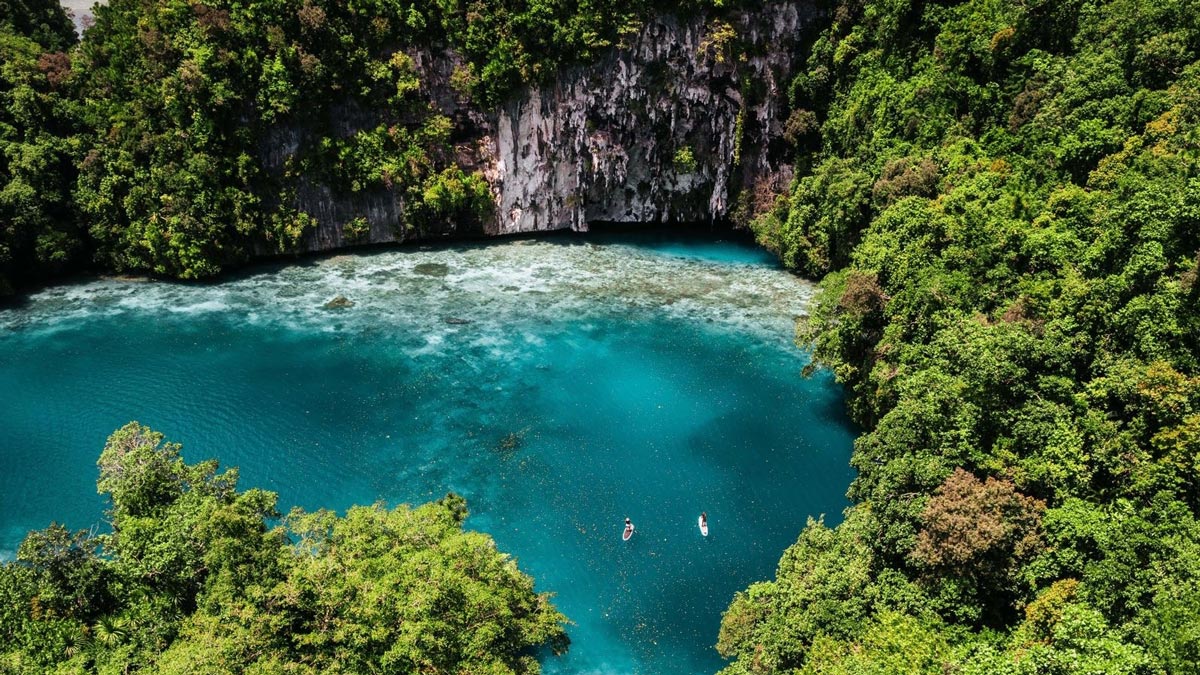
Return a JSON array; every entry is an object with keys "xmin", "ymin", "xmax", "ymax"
[{"xmin": 0, "ymin": 0, "xmax": 724, "ymax": 292}]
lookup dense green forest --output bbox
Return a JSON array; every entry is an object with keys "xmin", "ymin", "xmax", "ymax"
[
  {"xmin": 4, "ymin": 0, "xmax": 1200, "ymax": 672},
  {"xmin": 717, "ymin": 0, "xmax": 1200, "ymax": 672},
  {"xmin": 0, "ymin": 423, "xmax": 568, "ymax": 672},
  {"xmin": 0, "ymin": 0, "xmax": 702, "ymax": 292}
]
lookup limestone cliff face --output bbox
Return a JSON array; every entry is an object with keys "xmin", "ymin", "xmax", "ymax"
[{"xmin": 274, "ymin": 1, "xmax": 815, "ymax": 252}]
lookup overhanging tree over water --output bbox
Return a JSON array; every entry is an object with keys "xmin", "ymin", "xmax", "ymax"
[
  {"xmin": 717, "ymin": 0, "xmax": 1200, "ymax": 671},
  {"xmin": 0, "ymin": 422, "xmax": 568, "ymax": 673}
]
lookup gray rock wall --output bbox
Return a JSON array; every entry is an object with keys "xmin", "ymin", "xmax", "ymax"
[{"xmin": 274, "ymin": 1, "xmax": 815, "ymax": 253}]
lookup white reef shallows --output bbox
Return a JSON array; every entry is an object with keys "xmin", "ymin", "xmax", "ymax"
[{"xmin": 1, "ymin": 239, "xmax": 814, "ymax": 353}]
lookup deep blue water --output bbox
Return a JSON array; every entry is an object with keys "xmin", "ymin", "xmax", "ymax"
[{"xmin": 0, "ymin": 234, "xmax": 855, "ymax": 675}]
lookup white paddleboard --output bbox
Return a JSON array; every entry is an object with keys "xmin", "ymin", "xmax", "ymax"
[
  {"xmin": 623, "ymin": 525, "xmax": 634, "ymax": 541},
  {"xmin": 698, "ymin": 516, "xmax": 709, "ymax": 537}
]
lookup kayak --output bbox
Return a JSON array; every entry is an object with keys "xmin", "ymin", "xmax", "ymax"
[{"xmin": 698, "ymin": 516, "xmax": 709, "ymax": 537}]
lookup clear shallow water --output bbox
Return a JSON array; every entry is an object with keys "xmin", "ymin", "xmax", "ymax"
[{"xmin": 0, "ymin": 233, "xmax": 855, "ymax": 675}]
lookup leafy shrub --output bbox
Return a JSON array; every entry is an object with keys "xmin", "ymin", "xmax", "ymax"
[{"xmin": 673, "ymin": 146, "xmax": 698, "ymax": 173}]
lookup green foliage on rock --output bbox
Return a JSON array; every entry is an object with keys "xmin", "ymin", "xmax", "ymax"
[
  {"xmin": 70, "ymin": 0, "xmax": 454, "ymax": 279},
  {"xmin": 724, "ymin": 0, "xmax": 1200, "ymax": 672},
  {"xmin": 0, "ymin": 423, "xmax": 568, "ymax": 674},
  {"xmin": 415, "ymin": 166, "xmax": 495, "ymax": 232},
  {"xmin": 0, "ymin": 0, "xmax": 731, "ymax": 292},
  {"xmin": 673, "ymin": 146, "xmax": 699, "ymax": 173}
]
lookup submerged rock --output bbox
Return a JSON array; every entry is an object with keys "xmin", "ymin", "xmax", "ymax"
[
  {"xmin": 495, "ymin": 428, "xmax": 529, "ymax": 458},
  {"xmin": 324, "ymin": 295, "xmax": 355, "ymax": 309},
  {"xmin": 414, "ymin": 262, "xmax": 450, "ymax": 277}
]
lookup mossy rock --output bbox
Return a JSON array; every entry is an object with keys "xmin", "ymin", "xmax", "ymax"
[
  {"xmin": 324, "ymin": 295, "xmax": 355, "ymax": 309},
  {"xmin": 414, "ymin": 262, "xmax": 450, "ymax": 277}
]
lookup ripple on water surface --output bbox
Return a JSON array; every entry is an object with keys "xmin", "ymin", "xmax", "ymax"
[{"xmin": 0, "ymin": 233, "xmax": 856, "ymax": 675}]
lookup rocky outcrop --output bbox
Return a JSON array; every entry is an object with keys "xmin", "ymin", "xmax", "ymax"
[{"xmin": 274, "ymin": 1, "xmax": 816, "ymax": 252}]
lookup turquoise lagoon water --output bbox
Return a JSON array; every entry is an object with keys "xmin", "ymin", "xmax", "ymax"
[{"xmin": 0, "ymin": 234, "xmax": 855, "ymax": 675}]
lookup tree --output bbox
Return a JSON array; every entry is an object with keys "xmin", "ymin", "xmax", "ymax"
[
  {"xmin": 0, "ymin": 0, "xmax": 76, "ymax": 51},
  {"xmin": 0, "ymin": 21, "xmax": 82, "ymax": 294},
  {"xmin": 911, "ymin": 469, "xmax": 1045, "ymax": 576},
  {"xmin": 725, "ymin": 0, "xmax": 1200, "ymax": 669},
  {"xmin": 1, "ymin": 423, "xmax": 570, "ymax": 673}
]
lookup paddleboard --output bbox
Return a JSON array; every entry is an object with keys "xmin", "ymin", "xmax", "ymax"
[
  {"xmin": 699, "ymin": 516, "xmax": 709, "ymax": 537},
  {"xmin": 623, "ymin": 525, "xmax": 634, "ymax": 541}
]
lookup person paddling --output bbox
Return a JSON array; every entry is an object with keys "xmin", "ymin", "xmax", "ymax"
[
  {"xmin": 698, "ymin": 511, "xmax": 709, "ymax": 536},
  {"xmin": 623, "ymin": 517, "xmax": 635, "ymax": 541}
]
